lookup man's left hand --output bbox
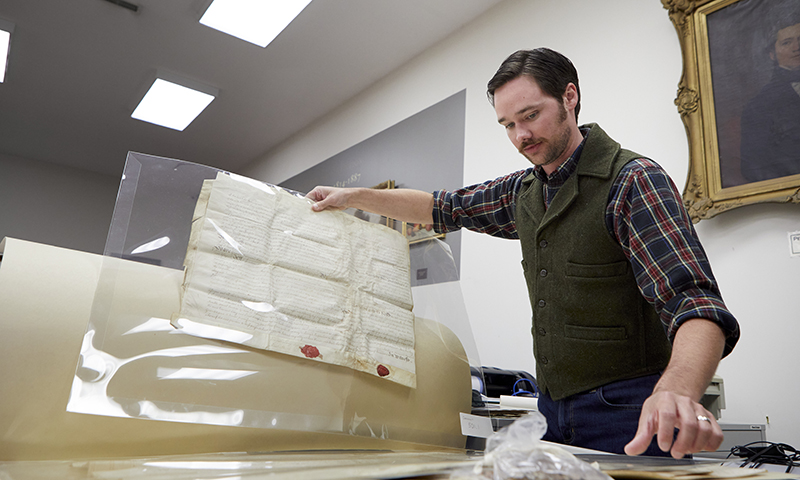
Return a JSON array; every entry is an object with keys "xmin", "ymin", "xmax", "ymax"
[{"xmin": 624, "ymin": 390, "xmax": 723, "ymax": 458}]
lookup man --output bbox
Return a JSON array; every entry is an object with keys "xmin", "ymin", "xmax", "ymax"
[
  {"xmin": 307, "ymin": 48, "xmax": 739, "ymax": 458},
  {"xmin": 740, "ymin": 17, "xmax": 800, "ymax": 182}
]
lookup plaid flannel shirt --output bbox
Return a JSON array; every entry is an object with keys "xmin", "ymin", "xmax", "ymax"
[{"xmin": 432, "ymin": 133, "xmax": 740, "ymax": 356}]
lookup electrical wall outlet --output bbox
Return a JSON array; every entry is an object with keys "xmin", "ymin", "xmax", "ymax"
[{"xmin": 790, "ymin": 231, "xmax": 800, "ymax": 257}]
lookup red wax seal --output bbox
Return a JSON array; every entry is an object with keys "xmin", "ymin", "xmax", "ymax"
[
  {"xmin": 300, "ymin": 345, "xmax": 320, "ymax": 358},
  {"xmin": 377, "ymin": 365, "xmax": 390, "ymax": 377}
]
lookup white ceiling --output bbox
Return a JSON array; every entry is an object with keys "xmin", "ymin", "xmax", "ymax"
[{"xmin": 0, "ymin": 0, "xmax": 504, "ymax": 177}]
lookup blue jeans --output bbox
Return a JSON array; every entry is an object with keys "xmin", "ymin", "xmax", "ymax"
[{"xmin": 537, "ymin": 373, "xmax": 672, "ymax": 456}]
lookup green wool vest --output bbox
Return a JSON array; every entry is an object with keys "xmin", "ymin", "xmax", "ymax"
[{"xmin": 516, "ymin": 123, "xmax": 671, "ymax": 401}]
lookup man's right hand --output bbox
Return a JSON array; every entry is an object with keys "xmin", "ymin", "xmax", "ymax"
[
  {"xmin": 305, "ymin": 185, "xmax": 435, "ymax": 225},
  {"xmin": 306, "ymin": 186, "xmax": 353, "ymax": 212}
]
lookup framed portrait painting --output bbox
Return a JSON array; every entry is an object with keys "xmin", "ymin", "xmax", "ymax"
[{"xmin": 663, "ymin": 0, "xmax": 800, "ymax": 221}]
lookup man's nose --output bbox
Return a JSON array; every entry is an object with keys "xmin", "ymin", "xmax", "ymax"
[{"xmin": 516, "ymin": 125, "xmax": 533, "ymax": 142}]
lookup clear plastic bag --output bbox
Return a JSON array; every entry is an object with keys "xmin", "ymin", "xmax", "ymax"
[{"xmin": 452, "ymin": 413, "xmax": 614, "ymax": 480}]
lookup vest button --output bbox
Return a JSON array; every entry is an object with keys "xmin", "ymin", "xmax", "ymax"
[
  {"xmin": 538, "ymin": 299, "xmax": 546, "ymax": 308},
  {"xmin": 539, "ymin": 239, "xmax": 548, "ymax": 248},
  {"xmin": 538, "ymin": 327, "xmax": 546, "ymax": 336},
  {"xmin": 540, "ymin": 356, "xmax": 548, "ymax": 364},
  {"xmin": 539, "ymin": 269, "xmax": 547, "ymax": 277}
]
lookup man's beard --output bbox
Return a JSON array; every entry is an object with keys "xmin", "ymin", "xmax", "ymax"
[{"xmin": 519, "ymin": 105, "xmax": 572, "ymax": 168}]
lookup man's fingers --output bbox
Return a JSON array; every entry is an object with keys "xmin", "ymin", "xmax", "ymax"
[
  {"xmin": 689, "ymin": 417, "xmax": 714, "ymax": 453},
  {"xmin": 305, "ymin": 186, "xmax": 327, "ymax": 203},
  {"xmin": 669, "ymin": 406, "xmax": 725, "ymax": 458},
  {"xmin": 624, "ymin": 429, "xmax": 651, "ymax": 456},
  {"xmin": 655, "ymin": 405, "xmax": 679, "ymax": 455},
  {"xmin": 305, "ymin": 186, "xmax": 347, "ymax": 212},
  {"xmin": 310, "ymin": 197, "xmax": 331, "ymax": 211},
  {"xmin": 688, "ymin": 412, "xmax": 723, "ymax": 454},
  {"xmin": 624, "ymin": 411, "xmax": 655, "ymax": 456}
]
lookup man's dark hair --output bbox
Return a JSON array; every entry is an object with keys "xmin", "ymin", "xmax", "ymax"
[
  {"xmin": 762, "ymin": 9, "xmax": 800, "ymax": 57},
  {"xmin": 487, "ymin": 48, "xmax": 581, "ymax": 122}
]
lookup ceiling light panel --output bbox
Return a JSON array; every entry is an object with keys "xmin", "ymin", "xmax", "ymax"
[
  {"xmin": 131, "ymin": 78, "xmax": 216, "ymax": 131},
  {"xmin": 0, "ymin": 18, "xmax": 14, "ymax": 83},
  {"xmin": 200, "ymin": 0, "xmax": 312, "ymax": 48}
]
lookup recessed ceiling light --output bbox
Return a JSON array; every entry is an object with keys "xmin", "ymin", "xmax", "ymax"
[
  {"xmin": 199, "ymin": 0, "xmax": 312, "ymax": 48},
  {"xmin": 131, "ymin": 78, "xmax": 216, "ymax": 131},
  {"xmin": 0, "ymin": 18, "xmax": 14, "ymax": 83}
]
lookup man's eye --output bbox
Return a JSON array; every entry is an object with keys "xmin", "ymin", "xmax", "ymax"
[
  {"xmin": 527, "ymin": 112, "xmax": 537, "ymax": 120},
  {"xmin": 504, "ymin": 123, "xmax": 514, "ymax": 130}
]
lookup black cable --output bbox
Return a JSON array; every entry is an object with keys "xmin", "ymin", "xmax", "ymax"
[{"xmin": 728, "ymin": 441, "xmax": 800, "ymax": 473}]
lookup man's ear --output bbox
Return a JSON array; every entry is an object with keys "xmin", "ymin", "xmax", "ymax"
[{"xmin": 563, "ymin": 83, "xmax": 578, "ymax": 110}]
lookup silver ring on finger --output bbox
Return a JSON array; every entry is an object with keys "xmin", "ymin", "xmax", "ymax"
[{"xmin": 697, "ymin": 415, "xmax": 712, "ymax": 423}]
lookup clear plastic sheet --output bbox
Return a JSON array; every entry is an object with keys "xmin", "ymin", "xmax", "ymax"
[
  {"xmin": 450, "ymin": 413, "xmax": 614, "ymax": 480},
  {"xmin": 0, "ymin": 451, "xmax": 478, "ymax": 480},
  {"xmin": 63, "ymin": 152, "xmax": 483, "ymax": 453}
]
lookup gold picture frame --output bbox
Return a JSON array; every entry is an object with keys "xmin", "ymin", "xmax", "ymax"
[
  {"xmin": 401, "ymin": 222, "xmax": 445, "ymax": 245},
  {"xmin": 663, "ymin": 0, "xmax": 800, "ymax": 222},
  {"xmin": 353, "ymin": 180, "xmax": 446, "ymax": 244}
]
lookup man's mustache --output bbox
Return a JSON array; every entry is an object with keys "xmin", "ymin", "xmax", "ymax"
[{"xmin": 518, "ymin": 139, "xmax": 542, "ymax": 154}]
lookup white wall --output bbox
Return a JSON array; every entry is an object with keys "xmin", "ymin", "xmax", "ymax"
[
  {"xmin": 0, "ymin": 153, "xmax": 118, "ymax": 254},
  {"xmin": 696, "ymin": 203, "xmax": 800, "ymax": 445},
  {"xmin": 243, "ymin": 0, "xmax": 800, "ymax": 447}
]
